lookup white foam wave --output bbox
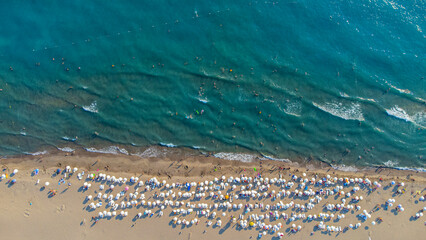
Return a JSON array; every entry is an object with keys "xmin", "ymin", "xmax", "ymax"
[
  {"xmin": 393, "ymin": 166, "xmax": 426, "ymax": 172},
  {"xmin": 339, "ymin": 92, "xmax": 376, "ymax": 103},
  {"xmin": 24, "ymin": 150, "xmax": 48, "ymax": 156},
  {"xmin": 282, "ymin": 101, "xmax": 302, "ymax": 117},
  {"xmin": 132, "ymin": 147, "xmax": 167, "ymax": 158},
  {"xmin": 57, "ymin": 147, "xmax": 75, "ymax": 152},
  {"xmin": 383, "ymin": 160, "xmax": 398, "ymax": 168},
  {"xmin": 20, "ymin": 131, "xmax": 26, "ymax": 136},
  {"xmin": 332, "ymin": 164, "xmax": 359, "ymax": 172},
  {"xmin": 313, "ymin": 101, "xmax": 364, "ymax": 121},
  {"xmin": 159, "ymin": 142, "xmax": 177, "ymax": 148},
  {"xmin": 84, "ymin": 146, "xmax": 128, "ymax": 155},
  {"xmin": 374, "ymin": 127, "xmax": 384, "ymax": 133},
  {"xmin": 62, "ymin": 136, "xmax": 77, "ymax": 142},
  {"xmin": 82, "ymin": 101, "xmax": 98, "ymax": 113},
  {"xmin": 213, "ymin": 153, "xmax": 257, "ymax": 163},
  {"xmin": 198, "ymin": 98, "xmax": 208, "ymax": 104},
  {"xmin": 385, "ymin": 105, "xmax": 425, "ymax": 128},
  {"xmin": 386, "ymin": 82, "xmax": 412, "ymax": 95},
  {"xmin": 260, "ymin": 154, "xmax": 291, "ymax": 163}
]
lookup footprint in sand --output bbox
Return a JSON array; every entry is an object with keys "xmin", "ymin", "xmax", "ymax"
[{"xmin": 56, "ymin": 204, "xmax": 66, "ymax": 213}]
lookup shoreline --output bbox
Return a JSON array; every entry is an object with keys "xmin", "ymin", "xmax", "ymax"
[
  {"xmin": 2, "ymin": 149, "xmax": 426, "ymax": 183},
  {"xmin": 4, "ymin": 144, "xmax": 426, "ymax": 174}
]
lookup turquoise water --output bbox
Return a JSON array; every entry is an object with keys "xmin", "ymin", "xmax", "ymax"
[{"xmin": 0, "ymin": 0, "xmax": 425, "ymax": 168}]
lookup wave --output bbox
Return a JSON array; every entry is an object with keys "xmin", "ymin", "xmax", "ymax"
[
  {"xmin": 260, "ymin": 154, "xmax": 291, "ymax": 163},
  {"xmin": 159, "ymin": 142, "xmax": 177, "ymax": 148},
  {"xmin": 383, "ymin": 160, "xmax": 398, "ymax": 168},
  {"xmin": 190, "ymin": 146, "xmax": 203, "ymax": 150},
  {"xmin": 385, "ymin": 105, "xmax": 425, "ymax": 128},
  {"xmin": 132, "ymin": 147, "xmax": 167, "ymax": 158},
  {"xmin": 84, "ymin": 146, "xmax": 129, "ymax": 155},
  {"xmin": 376, "ymin": 160, "xmax": 426, "ymax": 172},
  {"xmin": 82, "ymin": 101, "xmax": 98, "ymax": 113},
  {"xmin": 57, "ymin": 147, "xmax": 75, "ymax": 152},
  {"xmin": 281, "ymin": 101, "xmax": 302, "ymax": 117},
  {"xmin": 392, "ymin": 166, "xmax": 426, "ymax": 172},
  {"xmin": 386, "ymin": 82, "xmax": 412, "ymax": 95},
  {"xmin": 213, "ymin": 152, "xmax": 257, "ymax": 162},
  {"xmin": 24, "ymin": 150, "xmax": 48, "ymax": 156},
  {"xmin": 198, "ymin": 98, "xmax": 208, "ymax": 104},
  {"xmin": 383, "ymin": 81, "xmax": 426, "ymax": 103},
  {"xmin": 339, "ymin": 92, "xmax": 376, "ymax": 103},
  {"xmin": 313, "ymin": 101, "xmax": 364, "ymax": 121},
  {"xmin": 331, "ymin": 164, "xmax": 360, "ymax": 172},
  {"xmin": 62, "ymin": 136, "xmax": 77, "ymax": 142},
  {"xmin": 373, "ymin": 127, "xmax": 385, "ymax": 133}
]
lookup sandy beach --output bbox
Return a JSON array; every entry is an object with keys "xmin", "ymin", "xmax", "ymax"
[{"xmin": 1, "ymin": 150, "xmax": 425, "ymax": 240}]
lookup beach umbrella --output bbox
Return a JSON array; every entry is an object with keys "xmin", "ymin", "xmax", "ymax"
[
  {"xmin": 13, "ymin": 169, "xmax": 18, "ymax": 175},
  {"xmin": 45, "ymin": 182, "xmax": 50, "ymax": 186},
  {"xmin": 11, "ymin": 179, "xmax": 16, "ymax": 184}
]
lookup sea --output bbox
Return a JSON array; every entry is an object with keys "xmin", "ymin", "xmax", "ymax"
[{"xmin": 0, "ymin": 0, "xmax": 424, "ymax": 169}]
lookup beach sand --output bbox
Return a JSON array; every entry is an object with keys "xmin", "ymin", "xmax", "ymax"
[{"xmin": 0, "ymin": 150, "xmax": 425, "ymax": 240}]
